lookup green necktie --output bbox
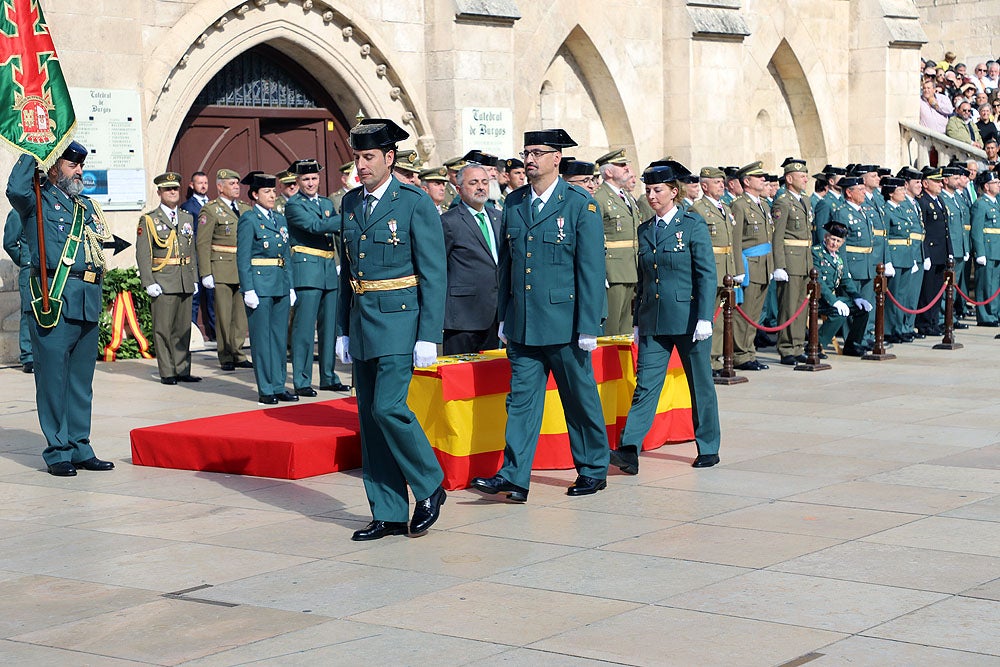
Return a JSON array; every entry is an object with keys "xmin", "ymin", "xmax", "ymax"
[
  {"xmin": 364, "ymin": 194, "xmax": 376, "ymax": 223},
  {"xmin": 476, "ymin": 211, "xmax": 495, "ymax": 257},
  {"xmin": 531, "ymin": 197, "xmax": 543, "ymax": 221}
]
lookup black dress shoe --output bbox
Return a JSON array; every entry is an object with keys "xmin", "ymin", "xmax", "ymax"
[
  {"xmin": 978, "ymin": 321, "xmax": 1000, "ymax": 327},
  {"xmin": 221, "ymin": 362, "xmax": 236, "ymax": 371},
  {"xmin": 711, "ymin": 368, "xmax": 722, "ymax": 378},
  {"xmin": 609, "ymin": 445, "xmax": 639, "ymax": 475},
  {"xmin": 734, "ymin": 360, "xmax": 769, "ymax": 371},
  {"xmin": 76, "ymin": 457, "xmax": 114, "ymax": 471},
  {"xmin": 351, "ymin": 520, "xmax": 408, "ymax": 541},
  {"xmin": 177, "ymin": 374, "xmax": 202, "ymax": 383},
  {"xmin": 275, "ymin": 391, "xmax": 299, "ymax": 402},
  {"xmin": 842, "ymin": 345, "xmax": 866, "ymax": 357},
  {"xmin": 235, "ymin": 360, "xmax": 254, "ymax": 369},
  {"xmin": 911, "ymin": 331, "xmax": 926, "ymax": 339},
  {"xmin": 410, "ymin": 486, "xmax": 447, "ymax": 536},
  {"xmin": 692, "ymin": 454, "xmax": 720, "ymax": 468},
  {"xmin": 320, "ymin": 382, "xmax": 351, "ymax": 392},
  {"xmin": 469, "ymin": 474, "xmax": 528, "ymax": 502},
  {"xmin": 901, "ymin": 333, "xmax": 915, "ymax": 342},
  {"xmin": 258, "ymin": 394, "xmax": 278, "ymax": 405},
  {"xmin": 953, "ymin": 321, "xmax": 969, "ymax": 329},
  {"xmin": 22, "ymin": 362, "xmax": 33, "ymax": 374},
  {"xmin": 818, "ymin": 351, "xmax": 828, "ymax": 359},
  {"xmin": 884, "ymin": 334, "xmax": 902, "ymax": 344},
  {"xmin": 160, "ymin": 376, "xmax": 178, "ymax": 385},
  {"xmin": 567, "ymin": 475, "xmax": 607, "ymax": 496},
  {"xmin": 296, "ymin": 387, "xmax": 318, "ymax": 397},
  {"xmin": 47, "ymin": 461, "xmax": 76, "ymax": 477}
]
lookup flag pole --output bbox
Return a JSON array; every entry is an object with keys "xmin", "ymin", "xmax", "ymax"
[{"xmin": 33, "ymin": 167, "xmax": 50, "ymax": 314}]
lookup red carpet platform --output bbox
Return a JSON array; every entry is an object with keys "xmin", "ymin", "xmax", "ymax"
[{"xmin": 131, "ymin": 398, "xmax": 363, "ymax": 480}]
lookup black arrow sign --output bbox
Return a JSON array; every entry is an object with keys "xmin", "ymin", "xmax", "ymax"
[{"xmin": 102, "ymin": 234, "xmax": 131, "ymax": 256}]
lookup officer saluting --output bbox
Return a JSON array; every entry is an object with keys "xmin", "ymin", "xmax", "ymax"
[
  {"xmin": 197, "ymin": 169, "xmax": 253, "ymax": 371},
  {"xmin": 136, "ymin": 172, "xmax": 201, "ymax": 385},
  {"xmin": 6, "ymin": 141, "xmax": 115, "ymax": 476},
  {"xmin": 337, "ymin": 118, "xmax": 447, "ymax": 541}
]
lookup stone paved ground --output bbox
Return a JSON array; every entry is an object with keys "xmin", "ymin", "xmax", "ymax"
[{"xmin": 1, "ymin": 329, "xmax": 999, "ymax": 666}]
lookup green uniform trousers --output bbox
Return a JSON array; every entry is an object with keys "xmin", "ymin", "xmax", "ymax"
[
  {"xmin": 151, "ymin": 292, "xmax": 193, "ymax": 379},
  {"xmin": 215, "ymin": 281, "xmax": 248, "ymax": 365},
  {"xmin": 17, "ymin": 266, "xmax": 32, "ymax": 364},
  {"xmin": 818, "ymin": 303, "xmax": 869, "ymax": 347},
  {"xmin": 733, "ymin": 281, "xmax": 768, "ymax": 365},
  {"xmin": 353, "ymin": 353, "xmax": 443, "ymax": 522},
  {"xmin": 290, "ymin": 286, "xmax": 342, "ymax": 389},
  {"xmin": 621, "ymin": 334, "xmax": 720, "ymax": 456},
  {"xmin": 30, "ymin": 316, "xmax": 99, "ymax": 467},
  {"xmin": 246, "ymin": 295, "xmax": 290, "ymax": 396},
  {"xmin": 902, "ymin": 267, "xmax": 922, "ymax": 333},
  {"xmin": 885, "ymin": 269, "xmax": 914, "ymax": 336},
  {"xmin": 776, "ymin": 276, "xmax": 809, "ymax": 357},
  {"xmin": 499, "ymin": 341, "xmax": 610, "ymax": 490},
  {"xmin": 976, "ymin": 259, "xmax": 1000, "ymax": 324},
  {"xmin": 846, "ymin": 278, "xmax": 874, "ymax": 348},
  {"xmin": 604, "ymin": 282, "xmax": 635, "ymax": 336}
]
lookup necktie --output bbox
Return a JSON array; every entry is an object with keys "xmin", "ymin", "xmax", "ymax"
[
  {"xmin": 475, "ymin": 211, "xmax": 495, "ymax": 258},
  {"xmin": 231, "ymin": 201, "xmax": 239, "ymax": 216},
  {"xmin": 364, "ymin": 194, "xmax": 376, "ymax": 223},
  {"xmin": 532, "ymin": 198, "xmax": 543, "ymax": 221},
  {"xmin": 312, "ymin": 197, "xmax": 322, "ymax": 211},
  {"xmin": 619, "ymin": 191, "xmax": 632, "ymax": 213}
]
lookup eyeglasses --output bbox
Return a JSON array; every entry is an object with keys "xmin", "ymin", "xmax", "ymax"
[
  {"xmin": 977, "ymin": 68, "xmax": 988, "ymax": 72},
  {"xmin": 567, "ymin": 176, "xmax": 600, "ymax": 185},
  {"xmin": 519, "ymin": 149, "xmax": 558, "ymax": 159}
]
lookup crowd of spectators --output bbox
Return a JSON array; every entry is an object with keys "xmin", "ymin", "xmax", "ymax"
[{"xmin": 920, "ymin": 52, "xmax": 1000, "ymax": 154}]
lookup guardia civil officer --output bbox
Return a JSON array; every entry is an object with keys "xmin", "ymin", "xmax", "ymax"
[
  {"xmin": 337, "ymin": 118, "xmax": 447, "ymax": 541},
  {"xmin": 237, "ymin": 172, "xmax": 298, "ymax": 405},
  {"xmin": 197, "ymin": 169, "xmax": 253, "ymax": 371},
  {"xmin": 2, "ymin": 209, "xmax": 32, "ymax": 372},
  {"xmin": 971, "ymin": 170, "xmax": 1000, "ymax": 326},
  {"xmin": 882, "ymin": 178, "xmax": 921, "ymax": 343},
  {"xmin": 285, "ymin": 159, "xmax": 349, "ymax": 397},
  {"xmin": 609, "ymin": 161, "xmax": 720, "ymax": 475},
  {"xmin": 470, "ymin": 128, "xmax": 610, "ymax": 502},
  {"xmin": 6, "ymin": 141, "xmax": 115, "ymax": 476},
  {"xmin": 136, "ymin": 172, "xmax": 201, "ymax": 384},
  {"xmin": 831, "ymin": 176, "xmax": 875, "ymax": 356}
]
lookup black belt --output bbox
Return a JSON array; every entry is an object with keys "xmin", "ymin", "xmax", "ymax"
[{"xmin": 33, "ymin": 268, "xmax": 103, "ymax": 284}]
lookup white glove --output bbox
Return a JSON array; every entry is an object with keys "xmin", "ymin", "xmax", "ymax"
[
  {"xmin": 578, "ymin": 334, "xmax": 598, "ymax": 352},
  {"xmin": 289, "ymin": 289, "xmax": 297, "ymax": 307},
  {"xmin": 413, "ymin": 340, "xmax": 437, "ymax": 368},
  {"xmin": 854, "ymin": 297, "xmax": 873, "ymax": 312},
  {"xmin": 692, "ymin": 319, "xmax": 713, "ymax": 342},
  {"xmin": 633, "ymin": 326, "xmax": 639, "ymax": 341},
  {"xmin": 193, "ymin": 282, "xmax": 199, "ymax": 296},
  {"xmin": 243, "ymin": 290, "xmax": 259, "ymax": 309},
  {"xmin": 884, "ymin": 262, "xmax": 895, "ymax": 278},
  {"xmin": 772, "ymin": 268, "xmax": 789, "ymax": 282},
  {"xmin": 146, "ymin": 283, "xmax": 162, "ymax": 298},
  {"xmin": 202, "ymin": 275, "xmax": 215, "ymax": 289},
  {"xmin": 923, "ymin": 257, "xmax": 932, "ymax": 271},
  {"xmin": 834, "ymin": 300, "xmax": 850, "ymax": 317},
  {"xmin": 498, "ymin": 321, "xmax": 507, "ymax": 344},
  {"xmin": 336, "ymin": 336, "xmax": 352, "ymax": 364},
  {"xmin": 733, "ymin": 274, "xmax": 746, "ymax": 284},
  {"xmin": 977, "ymin": 255, "xmax": 987, "ymax": 266},
  {"xmin": 605, "ymin": 279, "xmax": 610, "ymax": 289},
  {"xmin": 964, "ymin": 253, "xmax": 970, "ymax": 262},
  {"xmin": 911, "ymin": 260, "xmax": 919, "ymax": 274}
]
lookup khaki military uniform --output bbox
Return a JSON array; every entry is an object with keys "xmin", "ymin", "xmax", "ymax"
[
  {"xmin": 594, "ymin": 181, "xmax": 642, "ymax": 334},
  {"xmin": 731, "ymin": 193, "xmax": 774, "ymax": 365},
  {"xmin": 197, "ymin": 197, "xmax": 251, "ymax": 366},
  {"xmin": 770, "ymin": 191, "xmax": 813, "ymax": 359},
  {"xmin": 690, "ymin": 196, "xmax": 738, "ymax": 370}
]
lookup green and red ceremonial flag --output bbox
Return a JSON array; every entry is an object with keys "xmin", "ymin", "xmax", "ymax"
[{"xmin": 0, "ymin": 0, "xmax": 75, "ymax": 166}]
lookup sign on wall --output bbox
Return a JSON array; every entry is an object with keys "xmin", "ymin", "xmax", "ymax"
[
  {"xmin": 461, "ymin": 107, "xmax": 514, "ymax": 158},
  {"xmin": 68, "ymin": 88, "xmax": 146, "ymax": 211}
]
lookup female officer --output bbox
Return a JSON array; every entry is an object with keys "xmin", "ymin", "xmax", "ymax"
[
  {"xmin": 609, "ymin": 161, "xmax": 721, "ymax": 474},
  {"xmin": 880, "ymin": 178, "xmax": 916, "ymax": 343},
  {"xmin": 237, "ymin": 172, "xmax": 298, "ymax": 405}
]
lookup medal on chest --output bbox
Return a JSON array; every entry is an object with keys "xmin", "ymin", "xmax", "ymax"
[
  {"xmin": 388, "ymin": 220, "xmax": 400, "ymax": 245},
  {"xmin": 673, "ymin": 230, "xmax": 685, "ymax": 252},
  {"xmin": 557, "ymin": 217, "xmax": 566, "ymax": 242}
]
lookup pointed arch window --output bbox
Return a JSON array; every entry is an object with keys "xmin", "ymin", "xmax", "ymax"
[{"xmin": 195, "ymin": 47, "xmax": 318, "ymax": 109}]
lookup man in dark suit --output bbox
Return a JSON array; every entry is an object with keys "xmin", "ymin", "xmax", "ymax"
[
  {"xmin": 181, "ymin": 171, "xmax": 214, "ymax": 341},
  {"xmin": 916, "ymin": 167, "xmax": 953, "ymax": 335},
  {"xmin": 440, "ymin": 164, "xmax": 501, "ymax": 355}
]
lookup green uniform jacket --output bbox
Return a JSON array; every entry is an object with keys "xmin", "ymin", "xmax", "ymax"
[
  {"xmin": 594, "ymin": 181, "xmax": 641, "ymax": 284},
  {"xmin": 498, "ymin": 180, "xmax": 606, "ymax": 345},
  {"xmin": 941, "ymin": 190, "xmax": 971, "ymax": 258},
  {"xmin": 812, "ymin": 245, "xmax": 860, "ymax": 307},
  {"xmin": 237, "ymin": 207, "xmax": 293, "ymax": 297},
  {"xmin": 689, "ymin": 197, "xmax": 738, "ymax": 286},
  {"xmin": 2, "ymin": 208, "xmax": 28, "ymax": 267},
  {"xmin": 731, "ymin": 193, "xmax": 774, "ymax": 285},
  {"xmin": 903, "ymin": 196, "xmax": 926, "ymax": 265},
  {"xmin": 197, "ymin": 197, "xmax": 251, "ymax": 284},
  {"xmin": 771, "ymin": 191, "xmax": 813, "ymax": 276},
  {"xmin": 812, "ymin": 191, "xmax": 844, "ymax": 243},
  {"xmin": 6, "ymin": 153, "xmax": 105, "ymax": 322},
  {"xmin": 884, "ymin": 201, "xmax": 915, "ymax": 268},
  {"xmin": 971, "ymin": 194, "xmax": 1000, "ymax": 260},
  {"xmin": 633, "ymin": 209, "xmax": 716, "ymax": 334},
  {"xmin": 338, "ymin": 178, "xmax": 446, "ymax": 360},
  {"xmin": 285, "ymin": 192, "xmax": 339, "ymax": 290},
  {"xmin": 136, "ymin": 207, "xmax": 198, "ymax": 294},
  {"xmin": 834, "ymin": 202, "xmax": 876, "ymax": 281},
  {"xmin": 863, "ymin": 195, "xmax": 888, "ymax": 265}
]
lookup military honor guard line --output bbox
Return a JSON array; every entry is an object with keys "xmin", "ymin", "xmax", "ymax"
[{"xmin": 9, "ymin": 119, "xmax": 1000, "ymax": 538}]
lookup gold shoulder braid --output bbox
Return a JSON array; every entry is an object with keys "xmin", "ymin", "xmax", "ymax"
[
  {"xmin": 143, "ymin": 213, "xmax": 177, "ymax": 271},
  {"xmin": 82, "ymin": 198, "xmax": 113, "ymax": 269}
]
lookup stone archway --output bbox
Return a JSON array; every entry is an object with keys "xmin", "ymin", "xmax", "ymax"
[{"xmin": 767, "ymin": 39, "xmax": 827, "ymax": 165}]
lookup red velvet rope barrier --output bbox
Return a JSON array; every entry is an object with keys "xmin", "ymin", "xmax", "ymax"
[
  {"xmin": 885, "ymin": 282, "xmax": 948, "ymax": 315},
  {"xmin": 954, "ymin": 283, "xmax": 1000, "ymax": 307},
  {"xmin": 733, "ymin": 295, "xmax": 810, "ymax": 333}
]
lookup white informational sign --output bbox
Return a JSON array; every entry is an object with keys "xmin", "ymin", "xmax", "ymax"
[
  {"xmin": 461, "ymin": 107, "xmax": 514, "ymax": 158},
  {"xmin": 68, "ymin": 88, "xmax": 146, "ymax": 210}
]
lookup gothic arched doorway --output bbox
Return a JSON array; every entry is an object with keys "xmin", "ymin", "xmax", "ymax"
[{"xmin": 168, "ymin": 45, "xmax": 354, "ymax": 196}]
